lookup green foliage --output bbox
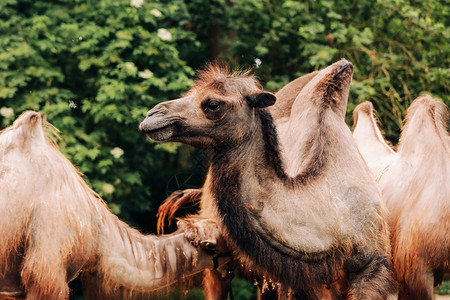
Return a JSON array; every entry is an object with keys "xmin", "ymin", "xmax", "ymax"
[
  {"xmin": 184, "ymin": 0, "xmax": 449, "ymax": 140},
  {"xmin": 231, "ymin": 278, "xmax": 258, "ymax": 300},
  {"xmin": 0, "ymin": 0, "xmax": 201, "ymax": 227},
  {"xmin": 156, "ymin": 278, "xmax": 257, "ymax": 300},
  {"xmin": 436, "ymin": 280, "xmax": 450, "ymax": 295}
]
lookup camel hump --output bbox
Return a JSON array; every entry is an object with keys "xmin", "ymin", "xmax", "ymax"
[
  {"xmin": 352, "ymin": 101, "xmax": 396, "ymax": 177},
  {"xmin": 320, "ymin": 59, "xmax": 353, "ymax": 116},
  {"xmin": 0, "ymin": 111, "xmax": 46, "ymax": 151},
  {"xmin": 399, "ymin": 95, "xmax": 450, "ymax": 156},
  {"xmin": 352, "ymin": 101, "xmax": 394, "ymax": 153},
  {"xmin": 327, "ymin": 58, "xmax": 352, "ymax": 97},
  {"xmin": 289, "ymin": 59, "xmax": 353, "ymax": 123},
  {"xmin": 281, "ymin": 59, "xmax": 354, "ymax": 177},
  {"xmin": 12, "ymin": 111, "xmax": 42, "ymax": 131},
  {"xmin": 19, "ymin": 110, "xmax": 41, "ymax": 122},
  {"xmin": 352, "ymin": 101, "xmax": 374, "ymax": 128},
  {"xmin": 270, "ymin": 71, "xmax": 319, "ymax": 120}
]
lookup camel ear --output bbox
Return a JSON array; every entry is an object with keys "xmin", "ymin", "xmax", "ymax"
[{"xmin": 246, "ymin": 92, "xmax": 276, "ymax": 108}]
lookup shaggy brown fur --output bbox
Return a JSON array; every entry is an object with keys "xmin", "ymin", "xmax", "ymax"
[
  {"xmin": 353, "ymin": 96, "xmax": 450, "ymax": 300},
  {"xmin": 0, "ymin": 112, "xmax": 227, "ymax": 299},
  {"xmin": 157, "ymin": 189, "xmax": 203, "ymax": 234},
  {"xmin": 141, "ymin": 60, "xmax": 394, "ymax": 299}
]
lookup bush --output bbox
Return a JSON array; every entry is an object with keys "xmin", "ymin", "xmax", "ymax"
[
  {"xmin": 190, "ymin": 0, "xmax": 449, "ymax": 140},
  {"xmin": 0, "ymin": 0, "xmax": 203, "ymax": 229}
]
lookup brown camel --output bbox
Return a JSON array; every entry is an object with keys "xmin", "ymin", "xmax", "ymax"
[
  {"xmin": 156, "ymin": 70, "xmax": 320, "ymax": 234},
  {"xmin": 155, "ymin": 70, "xmax": 319, "ymax": 300},
  {"xmin": 140, "ymin": 60, "xmax": 394, "ymax": 299},
  {"xmin": 352, "ymin": 96, "xmax": 450, "ymax": 300},
  {"xmin": 0, "ymin": 111, "xmax": 228, "ymax": 299}
]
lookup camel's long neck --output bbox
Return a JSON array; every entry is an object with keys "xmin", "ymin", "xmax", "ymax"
[
  {"xmin": 211, "ymin": 109, "xmax": 324, "ymax": 188},
  {"xmin": 207, "ymin": 109, "xmax": 345, "ymax": 289},
  {"xmin": 94, "ymin": 207, "xmax": 212, "ymax": 294}
]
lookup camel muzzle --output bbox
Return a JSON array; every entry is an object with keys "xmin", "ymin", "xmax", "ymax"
[{"xmin": 139, "ymin": 113, "xmax": 177, "ymax": 142}]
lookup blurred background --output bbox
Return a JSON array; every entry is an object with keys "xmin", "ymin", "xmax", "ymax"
[{"xmin": 0, "ymin": 0, "xmax": 449, "ymax": 298}]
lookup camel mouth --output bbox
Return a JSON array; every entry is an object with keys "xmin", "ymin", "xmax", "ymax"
[{"xmin": 139, "ymin": 118, "xmax": 177, "ymax": 142}]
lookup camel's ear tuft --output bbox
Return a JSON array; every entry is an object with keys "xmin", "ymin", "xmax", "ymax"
[{"xmin": 246, "ymin": 92, "xmax": 276, "ymax": 108}]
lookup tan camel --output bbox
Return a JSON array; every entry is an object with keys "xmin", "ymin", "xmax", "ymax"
[
  {"xmin": 352, "ymin": 96, "xmax": 450, "ymax": 300},
  {"xmin": 0, "ymin": 111, "xmax": 228, "ymax": 300},
  {"xmin": 140, "ymin": 60, "xmax": 394, "ymax": 299}
]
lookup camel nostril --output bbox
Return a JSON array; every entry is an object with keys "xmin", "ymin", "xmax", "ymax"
[{"xmin": 146, "ymin": 109, "xmax": 167, "ymax": 118}]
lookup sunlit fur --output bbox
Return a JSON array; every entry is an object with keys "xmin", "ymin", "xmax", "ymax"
[
  {"xmin": 0, "ymin": 112, "xmax": 222, "ymax": 299},
  {"xmin": 352, "ymin": 96, "xmax": 450, "ymax": 300},
  {"xmin": 141, "ymin": 60, "xmax": 394, "ymax": 299}
]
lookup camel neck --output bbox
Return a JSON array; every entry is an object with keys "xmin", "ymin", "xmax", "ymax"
[
  {"xmin": 210, "ymin": 109, "xmax": 285, "ymax": 182},
  {"xmin": 95, "ymin": 209, "xmax": 213, "ymax": 294},
  {"xmin": 210, "ymin": 108, "xmax": 326, "ymax": 188},
  {"xmin": 207, "ymin": 109, "xmax": 345, "ymax": 290}
]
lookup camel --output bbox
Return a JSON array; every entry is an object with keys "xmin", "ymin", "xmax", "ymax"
[
  {"xmin": 140, "ymin": 59, "xmax": 394, "ymax": 299},
  {"xmin": 0, "ymin": 111, "xmax": 229, "ymax": 299},
  {"xmin": 155, "ymin": 70, "xmax": 319, "ymax": 300},
  {"xmin": 156, "ymin": 70, "xmax": 320, "ymax": 234},
  {"xmin": 352, "ymin": 96, "xmax": 450, "ymax": 300}
]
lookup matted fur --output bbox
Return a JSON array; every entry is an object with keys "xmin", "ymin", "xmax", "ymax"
[
  {"xmin": 0, "ymin": 112, "xmax": 224, "ymax": 299},
  {"xmin": 352, "ymin": 96, "xmax": 449, "ymax": 300},
  {"xmin": 141, "ymin": 60, "xmax": 394, "ymax": 298}
]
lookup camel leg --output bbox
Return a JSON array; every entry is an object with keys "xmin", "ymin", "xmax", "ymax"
[
  {"xmin": 398, "ymin": 266, "xmax": 434, "ymax": 300},
  {"xmin": 345, "ymin": 252, "xmax": 393, "ymax": 300},
  {"xmin": 22, "ymin": 260, "xmax": 69, "ymax": 300},
  {"xmin": 81, "ymin": 272, "xmax": 111, "ymax": 300},
  {"xmin": 289, "ymin": 288, "xmax": 321, "ymax": 300},
  {"xmin": 203, "ymin": 269, "xmax": 231, "ymax": 300}
]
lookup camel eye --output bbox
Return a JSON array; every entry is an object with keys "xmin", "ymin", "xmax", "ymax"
[
  {"xmin": 202, "ymin": 100, "xmax": 224, "ymax": 120},
  {"xmin": 206, "ymin": 100, "xmax": 220, "ymax": 111}
]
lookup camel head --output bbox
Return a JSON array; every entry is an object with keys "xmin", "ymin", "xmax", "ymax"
[{"xmin": 139, "ymin": 64, "xmax": 276, "ymax": 148}]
